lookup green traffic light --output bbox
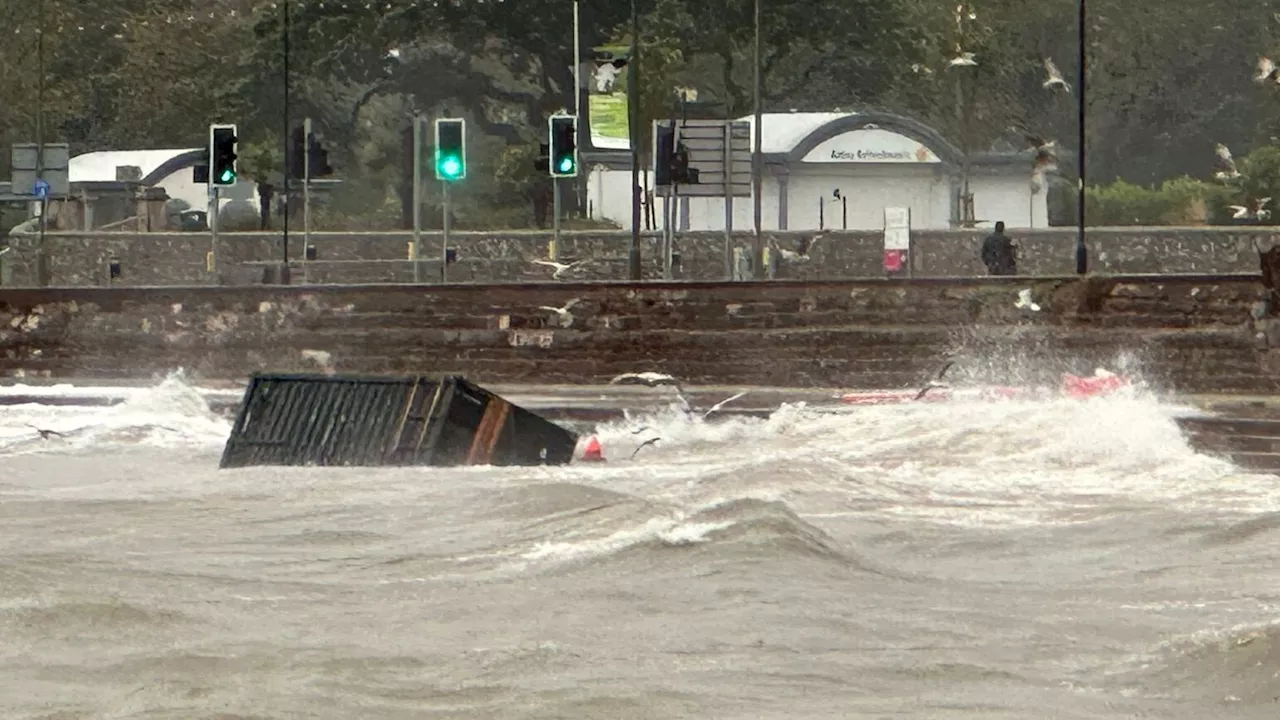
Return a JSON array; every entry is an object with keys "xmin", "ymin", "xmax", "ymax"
[
  {"xmin": 556, "ymin": 156, "xmax": 574, "ymax": 173},
  {"xmin": 439, "ymin": 155, "xmax": 462, "ymax": 178},
  {"xmin": 219, "ymin": 168, "xmax": 235, "ymax": 183}
]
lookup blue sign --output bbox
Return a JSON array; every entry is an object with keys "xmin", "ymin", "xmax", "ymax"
[{"xmin": 33, "ymin": 178, "xmax": 49, "ymax": 199}]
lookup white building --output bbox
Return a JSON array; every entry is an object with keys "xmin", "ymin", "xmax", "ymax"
[
  {"xmin": 69, "ymin": 147, "xmax": 257, "ymax": 217},
  {"xmin": 585, "ymin": 111, "xmax": 1048, "ymax": 231}
]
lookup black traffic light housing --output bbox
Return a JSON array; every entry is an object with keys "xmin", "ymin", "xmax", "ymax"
[
  {"xmin": 654, "ymin": 124, "xmax": 699, "ymax": 186},
  {"xmin": 548, "ymin": 114, "xmax": 577, "ymax": 177},
  {"xmin": 210, "ymin": 124, "xmax": 238, "ymax": 186},
  {"xmin": 654, "ymin": 124, "xmax": 675, "ymax": 186},
  {"xmin": 671, "ymin": 143, "xmax": 697, "ymax": 184},
  {"xmin": 192, "ymin": 149, "xmax": 210, "ymax": 183},
  {"xmin": 533, "ymin": 142, "xmax": 550, "ymax": 173},
  {"xmin": 434, "ymin": 118, "xmax": 467, "ymax": 181},
  {"xmin": 290, "ymin": 125, "xmax": 335, "ymax": 179}
]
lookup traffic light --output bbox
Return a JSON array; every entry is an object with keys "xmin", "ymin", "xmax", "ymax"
[
  {"xmin": 290, "ymin": 124, "xmax": 335, "ymax": 179},
  {"xmin": 289, "ymin": 126, "xmax": 305, "ymax": 179},
  {"xmin": 309, "ymin": 134, "xmax": 333, "ymax": 177},
  {"xmin": 654, "ymin": 124, "xmax": 675, "ymax": 187},
  {"xmin": 653, "ymin": 123, "xmax": 699, "ymax": 186},
  {"xmin": 671, "ymin": 143, "xmax": 697, "ymax": 184},
  {"xmin": 434, "ymin": 118, "xmax": 466, "ymax": 181},
  {"xmin": 548, "ymin": 114, "xmax": 577, "ymax": 177},
  {"xmin": 533, "ymin": 142, "xmax": 550, "ymax": 173},
  {"xmin": 209, "ymin": 124, "xmax": 238, "ymax": 186}
]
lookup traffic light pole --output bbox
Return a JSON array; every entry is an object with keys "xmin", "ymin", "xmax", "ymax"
[
  {"xmin": 441, "ymin": 181, "xmax": 451, "ymax": 283},
  {"xmin": 552, "ymin": 179, "xmax": 561, "ymax": 256},
  {"xmin": 627, "ymin": 0, "xmax": 641, "ymax": 280},
  {"xmin": 412, "ymin": 116, "xmax": 423, "ymax": 283},
  {"xmin": 303, "ymin": 116, "xmax": 312, "ymax": 284},
  {"xmin": 209, "ymin": 185, "xmax": 220, "ymax": 274}
]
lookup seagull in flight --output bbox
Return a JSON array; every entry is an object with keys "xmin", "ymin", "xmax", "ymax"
[
  {"xmin": 1214, "ymin": 143, "xmax": 1241, "ymax": 181},
  {"xmin": 776, "ymin": 233, "xmax": 824, "ymax": 263},
  {"xmin": 1257, "ymin": 56, "xmax": 1280, "ymax": 85},
  {"xmin": 948, "ymin": 51, "xmax": 977, "ymax": 68},
  {"xmin": 610, "ymin": 372, "xmax": 682, "ymax": 389},
  {"xmin": 610, "ymin": 372, "xmax": 689, "ymax": 412},
  {"xmin": 701, "ymin": 391, "xmax": 749, "ymax": 420},
  {"xmin": 538, "ymin": 298, "xmax": 581, "ymax": 327},
  {"xmin": 1042, "ymin": 58, "xmax": 1070, "ymax": 92},
  {"xmin": 1015, "ymin": 288, "xmax": 1041, "ymax": 312},
  {"xmin": 532, "ymin": 259, "xmax": 590, "ymax": 280},
  {"xmin": 26, "ymin": 424, "xmax": 64, "ymax": 440},
  {"xmin": 631, "ymin": 436, "xmax": 661, "ymax": 458},
  {"xmin": 913, "ymin": 360, "xmax": 955, "ymax": 401}
]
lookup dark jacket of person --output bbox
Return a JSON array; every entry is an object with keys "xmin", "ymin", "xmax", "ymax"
[{"xmin": 981, "ymin": 227, "xmax": 1017, "ymax": 275}]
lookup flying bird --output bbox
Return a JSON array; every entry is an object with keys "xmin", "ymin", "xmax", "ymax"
[
  {"xmin": 1231, "ymin": 197, "xmax": 1272, "ymax": 221},
  {"xmin": 609, "ymin": 372, "xmax": 689, "ymax": 412},
  {"xmin": 949, "ymin": 51, "xmax": 977, "ymax": 68},
  {"xmin": 776, "ymin": 233, "xmax": 824, "ymax": 263},
  {"xmin": 532, "ymin": 259, "xmax": 591, "ymax": 280},
  {"xmin": 537, "ymin": 298, "xmax": 581, "ymax": 327},
  {"xmin": 702, "ymin": 391, "xmax": 749, "ymax": 420},
  {"xmin": 609, "ymin": 372, "xmax": 682, "ymax": 389},
  {"xmin": 1015, "ymin": 288, "xmax": 1042, "ymax": 312},
  {"xmin": 631, "ymin": 436, "xmax": 661, "ymax": 458},
  {"xmin": 1214, "ymin": 144, "xmax": 1241, "ymax": 181},
  {"xmin": 913, "ymin": 360, "xmax": 955, "ymax": 401},
  {"xmin": 1256, "ymin": 57, "xmax": 1280, "ymax": 85},
  {"xmin": 1026, "ymin": 133, "xmax": 1058, "ymax": 174},
  {"xmin": 1042, "ymin": 58, "xmax": 1070, "ymax": 92},
  {"xmin": 26, "ymin": 424, "xmax": 64, "ymax": 440}
]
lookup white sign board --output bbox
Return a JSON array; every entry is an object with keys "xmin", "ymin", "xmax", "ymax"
[
  {"xmin": 883, "ymin": 207, "xmax": 911, "ymax": 250},
  {"xmin": 802, "ymin": 129, "xmax": 940, "ymax": 164}
]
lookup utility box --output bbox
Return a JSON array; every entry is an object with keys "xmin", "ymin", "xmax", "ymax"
[{"xmin": 219, "ymin": 374, "xmax": 579, "ymax": 469}]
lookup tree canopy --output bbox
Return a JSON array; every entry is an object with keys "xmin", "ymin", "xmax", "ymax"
[{"xmin": 0, "ymin": 0, "xmax": 1276, "ymax": 227}]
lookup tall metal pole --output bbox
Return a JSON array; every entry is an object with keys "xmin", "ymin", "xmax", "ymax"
[
  {"xmin": 627, "ymin": 0, "xmax": 642, "ymax": 279},
  {"xmin": 552, "ymin": 179, "xmax": 562, "ymax": 255},
  {"xmin": 751, "ymin": 0, "xmax": 764, "ymax": 279},
  {"xmin": 36, "ymin": 0, "xmax": 47, "ymax": 284},
  {"xmin": 412, "ymin": 116, "xmax": 422, "ymax": 282},
  {"xmin": 573, "ymin": 0, "xmax": 582, "ymax": 122},
  {"xmin": 281, "ymin": 0, "xmax": 291, "ymax": 284},
  {"xmin": 1075, "ymin": 0, "xmax": 1088, "ymax": 274},
  {"xmin": 302, "ymin": 116, "xmax": 312, "ymax": 283},
  {"xmin": 441, "ymin": 182, "xmax": 451, "ymax": 283},
  {"xmin": 567, "ymin": 0, "xmax": 580, "ymax": 248}
]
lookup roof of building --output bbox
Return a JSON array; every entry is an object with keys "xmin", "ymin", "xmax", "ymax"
[
  {"xmin": 586, "ymin": 110, "xmax": 1037, "ymax": 169},
  {"xmin": 69, "ymin": 148, "xmax": 201, "ymax": 184},
  {"xmin": 734, "ymin": 112, "xmax": 853, "ymax": 154}
]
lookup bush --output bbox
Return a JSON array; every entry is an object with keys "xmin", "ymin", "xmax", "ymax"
[{"xmin": 1084, "ymin": 176, "xmax": 1217, "ymax": 225}]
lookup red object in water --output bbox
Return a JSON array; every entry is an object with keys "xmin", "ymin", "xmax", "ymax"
[
  {"xmin": 1061, "ymin": 372, "xmax": 1129, "ymax": 398},
  {"xmin": 841, "ymin": 389, "xmax": 934, "ymax": 405},
  {"xmin": 580, "ymin": 435, "xmax": 606, "ymax": 462}
]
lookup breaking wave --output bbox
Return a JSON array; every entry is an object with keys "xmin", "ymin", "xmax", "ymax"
[
  {"xmin": 566, "ymin": 385, "xmax": 1276, "ymax": 526},
  {"xmin": 0, "ymin": 370, "xmax": 232, "ymax": 454},
  {"xmin": 1107, "ymin": 620, "xmax": 1280, "ymax": 706}
]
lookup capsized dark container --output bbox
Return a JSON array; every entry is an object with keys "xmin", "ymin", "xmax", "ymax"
[{"xmin": 219, "ymin": 373, "xmax": 579, "ymax": 469}]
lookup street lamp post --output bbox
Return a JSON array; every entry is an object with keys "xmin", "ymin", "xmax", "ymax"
[
  {"xmin": 1075, "ymin": 0, "xmax": 1088, "ymax": 274},
  {"xmin": 627, "ymin": 0, "xmax": 642, "ymax": 279},
  {"xmin": 281, "ymin": 0, "xmax": 292, "ymax": 284},
  {"xmin": 751, "ymin": 0, "xmax": 764, "ymax": 278}
]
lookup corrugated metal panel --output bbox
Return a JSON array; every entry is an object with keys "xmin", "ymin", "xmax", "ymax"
[{"xmin": 219, "ymin": 374, "xmax": 578, "ymax": 469}]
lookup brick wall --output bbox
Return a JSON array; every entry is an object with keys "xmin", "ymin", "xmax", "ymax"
[
  {"xmin": 0, "ymin": 227, "xmax": 1273, "ymax": 287},
  {"xmin": 0, "ymin": 276, "xmax": 1273, "ymax": 394}
]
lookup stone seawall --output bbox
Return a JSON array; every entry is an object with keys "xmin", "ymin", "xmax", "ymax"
[
  {"xmin": 1, "ymin": 227, "xmax": 1274, "ymax": 287},
  {"xmin": 1, "ymin": 276, "xmax": 1274, "ymax": 394}
]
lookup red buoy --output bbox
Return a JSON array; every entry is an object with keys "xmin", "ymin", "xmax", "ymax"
[{"xmin": 580, "ymin": 436, "xmax": 606, "ymax": 462}]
